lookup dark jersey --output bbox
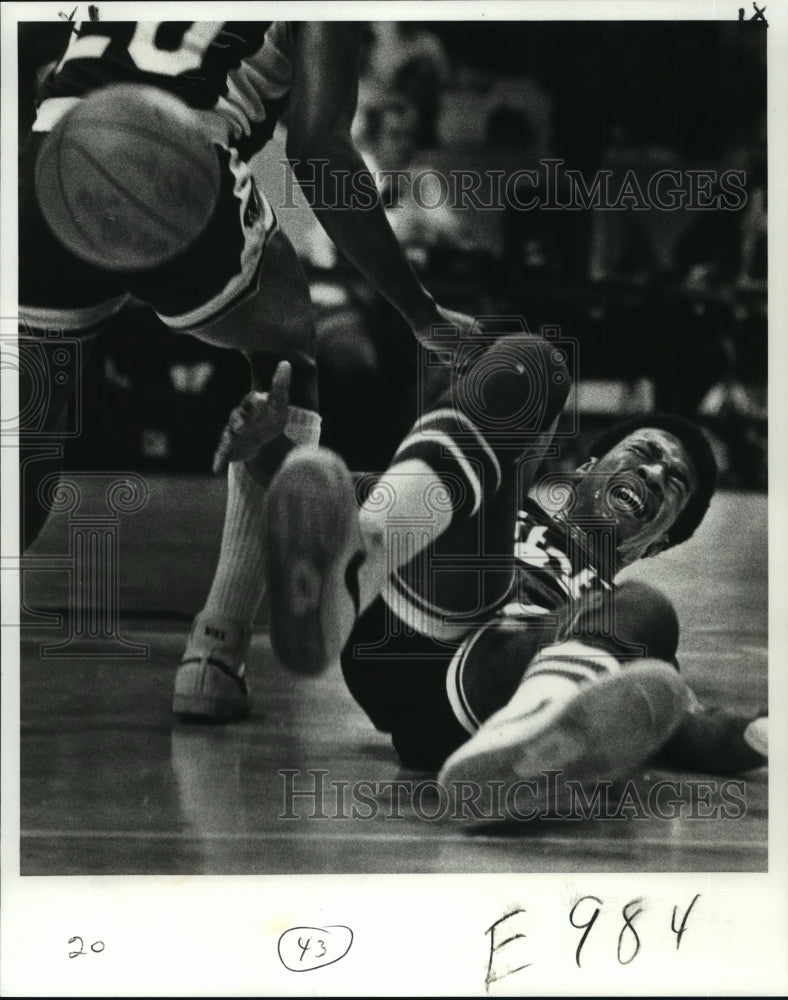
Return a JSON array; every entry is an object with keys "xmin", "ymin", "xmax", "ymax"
[
  {"xmin": 342, "ymin": 496, "xmax": 615, "ymax": 769},
  {"xmin": 510, "ymin": 497, "xmax": 613, "ymax": 618},
  {"xmin": 36, "ymin": 21, "xmax": 297, "ymax": 157},
  {"xmin": 378, "ymin": 475, "xmax": 611, "ymax": 643},
  {"xmin": 374, "ymin": 332, "xmax": 612, "ymax": 642}
]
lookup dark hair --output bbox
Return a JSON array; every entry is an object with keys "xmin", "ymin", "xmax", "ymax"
[{"xmin": 586, "ymin": 413, "xmax": 718, "ymax": 549}]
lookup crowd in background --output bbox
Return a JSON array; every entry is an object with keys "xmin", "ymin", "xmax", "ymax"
[{"xmin": 27, "ymin": 21, "xmax": 765, "ymax": 488}]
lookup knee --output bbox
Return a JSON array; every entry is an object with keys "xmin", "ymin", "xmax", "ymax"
[
  {"xmin": 561, "ymin": 581, "xmax": 680, "ymax": 662},
  {"xmin": 614, "ymin": 581, "xmax": 679, "ymax": 661},
  {"xmin": 456, "ymin": 620, "xmax": 544, "ymax": 724},
  {"xmin": 499, "ymin": 334, "xmax": 571, "ymax": 419},
  {"xmin": 453, "ymin": 334, "xmax": 571, "ymax": 437}
]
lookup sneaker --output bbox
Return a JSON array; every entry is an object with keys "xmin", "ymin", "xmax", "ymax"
[
  {"xmin": 438, "ymin": 658, "xmax": 689, "ymax": 816},
  {"xmin": 172, "ymin": 611, "xmax": 252, "ymax": 721},
  {"xmin": 265, "ymin": 447, "xmax": 364, "ymax": 675}
]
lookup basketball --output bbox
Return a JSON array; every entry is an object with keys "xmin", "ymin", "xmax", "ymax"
[{"xmin": 34, "ymin": 83, "xmax": 221, "ymax": 272}]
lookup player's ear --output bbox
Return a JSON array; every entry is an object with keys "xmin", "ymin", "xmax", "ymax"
[{"xmin": 576, "ymin": 457, "xmax": 598, "ymax": 475}]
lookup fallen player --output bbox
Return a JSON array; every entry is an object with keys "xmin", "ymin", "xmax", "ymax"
[{"xmin": 263, "ymin": 330, "xmax": 767, "ymax": 812}]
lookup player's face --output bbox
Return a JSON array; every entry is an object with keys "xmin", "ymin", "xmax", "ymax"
[{"xmin": 573, "ymin": 428, "xmax": 699, "ymax": 563}]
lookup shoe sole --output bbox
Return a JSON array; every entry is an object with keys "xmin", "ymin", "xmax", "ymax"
[
  {"xmin": 172, "ymin": 658, "xmax": 251, "ymax": 723},
  {"xmin": 172, "ymin": 692, "xmax": 251, "ymax": 723},
  {"xmin": 439, "ymin": 660, "xmax": 689, "ymax": 813},
  {"xmin": 266, "ymin": 449, "xmax": 361, "ymax": 675}
]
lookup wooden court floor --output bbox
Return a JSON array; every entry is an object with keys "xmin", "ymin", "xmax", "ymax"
[{"xmin": 18, "ymin": 476, "xmax": 768, "ymax": 874}]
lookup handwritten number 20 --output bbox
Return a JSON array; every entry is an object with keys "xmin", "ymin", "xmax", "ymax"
[{"xmin": 68, "ymin": 936, "xmax": 105, "ymax": 958}]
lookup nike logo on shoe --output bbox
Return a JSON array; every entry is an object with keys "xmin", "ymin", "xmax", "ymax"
[{"xmin": 204, "ymin": 626, "xmax": 228, "ymax": 642}]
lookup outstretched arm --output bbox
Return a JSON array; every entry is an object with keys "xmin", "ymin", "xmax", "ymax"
[
  {"xmin": 655, "ymin": 689, "xmax": 767, "ymax": 775},
  {"xmin": 287, "ymin": 23, "xmax": 468, "ymax": 343}
]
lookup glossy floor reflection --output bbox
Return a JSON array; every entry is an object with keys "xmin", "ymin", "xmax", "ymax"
[{"xmin": 20, "ymin": 482, "xmax": 768, "ymax": 874}]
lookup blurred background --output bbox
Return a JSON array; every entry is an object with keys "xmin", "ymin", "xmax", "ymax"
[{"xmin": 20, "ymin": 20, "xmax": 767, "ymax": 487}]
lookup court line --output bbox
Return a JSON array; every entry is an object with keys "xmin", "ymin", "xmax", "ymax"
[{"xmin": 21, "ymin": 829, "xmax": 767, "ymax": 851}]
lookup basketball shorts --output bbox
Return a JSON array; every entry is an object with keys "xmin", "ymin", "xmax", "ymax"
[
  {"xmin": 19, "ymin": 127, "xmax": 276, "ymax": 336},
  {"xmin": 341, "ymin": 596, "xmax": 556, "ymax": 771}
]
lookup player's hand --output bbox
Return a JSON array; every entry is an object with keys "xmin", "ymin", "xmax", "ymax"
[
  {"xmin": 212, "ymin": 361, "xmax": 292, "ymax": 475},
  {"xmin": 413, "ymin": 305, "xmax": 482, "ymax": 347}
]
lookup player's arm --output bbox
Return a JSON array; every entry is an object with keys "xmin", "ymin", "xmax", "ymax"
[
  {"xmin": 655, "ymin": 686, "xmax": 767, "ymax": 775},
  {"xmin": 286, "ymin": 22, "xmax": 469, "ymax": 343}
]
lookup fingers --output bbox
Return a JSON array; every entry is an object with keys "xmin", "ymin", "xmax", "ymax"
[
  {"xmin": 212, "ymin": 429, "xmax": 233, "ymax": 476},
  {"xmin": 213, "ymin": 397, "xmax": 261, "ymax": 476},
  {"xmin": 229, "ymin": 404, "xmax": 254, "ymax": 434},
  {"xmin": 238, "ymin": 393, "xmax": 261, "ymax": 417},
  {"xmin": 211, "ymin": 369, "xmax": 293, "ymax": 476},
  {"xmin": 269, "ymin": 360, "xmax": 292, "ymax": 410}
]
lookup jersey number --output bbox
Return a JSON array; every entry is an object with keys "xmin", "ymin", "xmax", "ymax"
[
  {"xmin": 515, "ymin": 524, "xmax": 573, "ymax": 579},
  {"xmin": 57, "ymin": 22, "xmax": 224, "ymax": 77}
]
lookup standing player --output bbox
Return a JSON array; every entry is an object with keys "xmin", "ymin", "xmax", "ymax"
[
  {"xmin": 264, "ymin": 331, "xmax": 767, "ymax": 803},
  {"xmin": 19, "ymin": 21, "xmax": 475, "ymax": 721}
]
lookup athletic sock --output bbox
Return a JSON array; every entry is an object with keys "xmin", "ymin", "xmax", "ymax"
[
  {"xmin": 282, "ymin": 405, "xmax": 322, "ymax": 450},
  {"xmin": 490, "ymin": 639, "xmax": 622, "ymax": 728},
  {"xmin": 199, "ymin": 405, "xmax": 322, "ymax": 635},
  {"xmin": 201, "ymin": 460, "xmax": 268, "ymax": 629}
]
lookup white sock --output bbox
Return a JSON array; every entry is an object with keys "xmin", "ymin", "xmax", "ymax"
[
  {"xmin": 201, "ymin": 461, "xmax": 268, "ymax": 628},
  {"xmin": 495, "ymin": 640, "xmax": 622, "ymax": 726},
  {"xmin": 199, "ymin": 405, "xmax": 322, "ymax": 631},
  {"xmin": 283, "ymin": 405, "xmax": 322, "ymax": 449}
]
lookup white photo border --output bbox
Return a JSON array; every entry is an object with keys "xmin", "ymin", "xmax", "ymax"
[{"xmin": 2, "ymin": 2, "xmax": 786, "ymax": 995}]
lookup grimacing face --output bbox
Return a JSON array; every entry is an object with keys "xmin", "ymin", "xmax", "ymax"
[{"xmin": 571, "ymin": 428, "xmax": 699, "ymax": 565}]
